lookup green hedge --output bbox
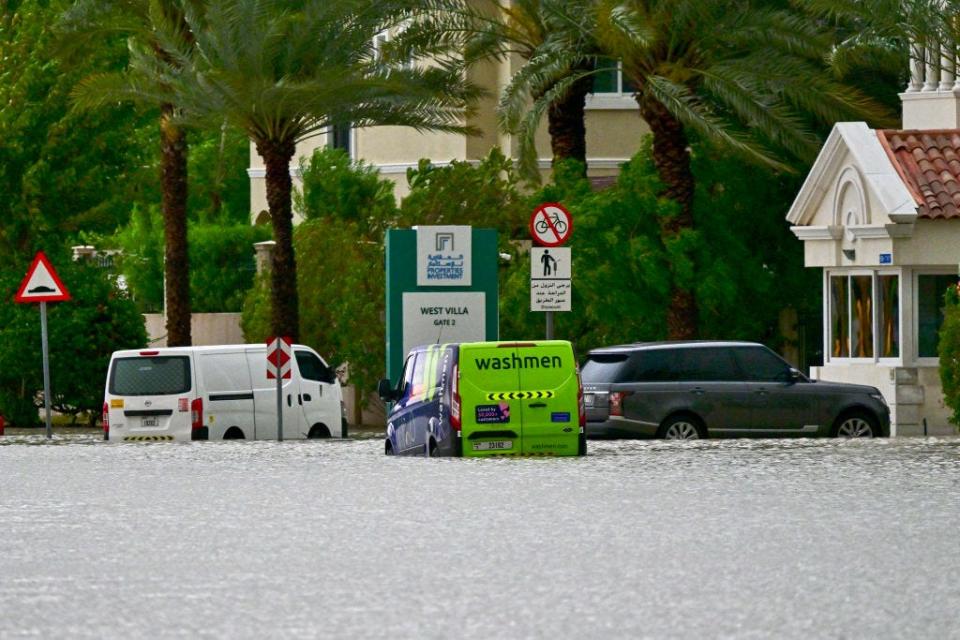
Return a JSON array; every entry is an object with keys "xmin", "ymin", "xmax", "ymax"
[{"xmin": 939, "ymin": 281, "xmax": 960, "ymax": 427}]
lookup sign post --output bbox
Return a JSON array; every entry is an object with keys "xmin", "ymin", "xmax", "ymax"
[
  {"xmin": 14, "ymin": 251, "xmax": 71, "ymax": 439},
  {"xmin": 266, "ymin": 336, "xmax": 292, "ymax": 442},
  {"xmin": 529, "ymin": 203, "xmax": 573, "ymax": 339}
]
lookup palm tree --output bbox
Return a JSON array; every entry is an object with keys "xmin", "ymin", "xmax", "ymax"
[
  {"xmin": 525, "ymin": 0, "xmax": 895, "ymax": 339},
  {"xmin": 147, "ymin": 0, "xmax": 478, "ymax": 341},
  {"xmin": 398, "ymin": 0, "xmax": 600, "ymax": 177},
  {"xmin": 60, "ymin": 0, "xmax": 199, "ymax": 346}
]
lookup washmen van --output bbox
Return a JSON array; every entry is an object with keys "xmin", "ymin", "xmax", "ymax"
[
  {"xmin": 378, "ymin": 341, "xmax": 586, "ymax": 457},
  {"xmin": 104, "ymin": 345, "xmax": 346, "ymax": 442}
]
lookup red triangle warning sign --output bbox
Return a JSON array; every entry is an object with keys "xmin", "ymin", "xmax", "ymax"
[{"xmin": 14, "ymin": 251, "xmax": 71, "ymax": 303}]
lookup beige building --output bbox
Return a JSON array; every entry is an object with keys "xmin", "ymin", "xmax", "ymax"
[
  {"xmin": 248, "ymin": 56, "xmax": 648, "ymax": 221},
  {"xmin": 787, "ymin": 48, "xmax": 960, "ymax": 436}
]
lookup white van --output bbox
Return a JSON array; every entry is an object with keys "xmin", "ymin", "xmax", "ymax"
[{"xmin": 103, "ymin": 344, "xmax": 346, "ymax": 442}]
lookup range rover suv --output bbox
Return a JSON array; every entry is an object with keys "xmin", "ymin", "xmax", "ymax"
[{"xmin": 582, "ymin": 341, "xmax": 890, "ymax": 439}]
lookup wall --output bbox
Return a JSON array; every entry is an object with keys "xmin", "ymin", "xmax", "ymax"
[{"xmin": 143, "ymin": 313, "xmax": 244, "ymax": 347}]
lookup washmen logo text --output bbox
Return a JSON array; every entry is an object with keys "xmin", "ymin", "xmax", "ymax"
[{"xmin": 474, "ymin": 354, "xmax": 563, "ymax": 370}]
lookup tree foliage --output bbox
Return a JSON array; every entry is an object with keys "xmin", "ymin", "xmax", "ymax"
[
  {"xmin": 0, "ymin": 257, "xmax": 147, "ymax": 427},
  {"xmin": 939, "ymin": 282, "xmax": 960, "ymax": 429},
  {"xmin": 0, "ymin": 0, "xmax": 156, "ymax": 267},
  {"xmin": 114, "ymin": 206, "xmax": 270, "ymax": 313}
]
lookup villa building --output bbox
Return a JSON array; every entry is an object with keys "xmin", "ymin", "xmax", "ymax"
[
  {"xmin": 786, "ymin": 47, "xmax": 960, "ymax": 436},
  {"xmin": 248, "ymin": 57, "xmax": 648, "ymax": 222}
]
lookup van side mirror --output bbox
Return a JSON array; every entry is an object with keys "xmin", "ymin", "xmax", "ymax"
[
  {"xmin": 321, "ymin": 366, "xmax": 337, "ymax": 385},
  {"xmin": 788, "ymin": 368, "xmax": 805, "ymax": 383},
  {"xmin": 378, "ymin": 378, "xmax": 397, "ymax": 402}
]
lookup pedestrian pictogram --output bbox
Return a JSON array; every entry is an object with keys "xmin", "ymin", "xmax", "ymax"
[
  {"xmin": 266, "ymin": 336, "xmax": 292, "ymax": 379},
  {"xmin": 14, "ymin": 251, "xmax": 71, "ymax": 303},
  {"xmin": 529, "ymin": 202, "xmax": 573, "ymax": 247}
]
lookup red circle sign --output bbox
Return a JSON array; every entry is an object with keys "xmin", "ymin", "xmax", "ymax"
[{"xmin": 529, "ymin": 202, "xmax": 573, "ymax": 247}]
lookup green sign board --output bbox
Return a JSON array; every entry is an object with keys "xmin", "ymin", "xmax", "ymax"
[{"xmin": 385, "ymin": 226, "xmax": 499, "ymax": 383}]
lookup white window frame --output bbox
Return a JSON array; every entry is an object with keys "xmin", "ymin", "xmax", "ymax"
[
  {"xmin": 586, "ymin": 62, "xmax": 636, "ymax": 110},
  {"xmin": 825, "ymin": 268, "xmax": 903, "ymax": 365},
  {"xmin": 913, "ymin": 267, "xmax": 956, "ymax": 366}
]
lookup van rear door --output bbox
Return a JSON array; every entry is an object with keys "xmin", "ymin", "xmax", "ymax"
[
  {"xmin": 516, "ymin": 341, "xmax": 579, "ymax": 456},
  {"xmin": 458, "ymin": 342, "xmax": 523, "ymax": 456}
]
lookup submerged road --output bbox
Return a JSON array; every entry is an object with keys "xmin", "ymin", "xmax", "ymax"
[{"xmin": 1, "ymin": 435, "xmax": 959, "ymax": 638}]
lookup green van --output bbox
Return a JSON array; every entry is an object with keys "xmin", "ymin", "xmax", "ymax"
[{"xmin": 378, "ymin": 341, "xmax": 587, "ymax": 457}]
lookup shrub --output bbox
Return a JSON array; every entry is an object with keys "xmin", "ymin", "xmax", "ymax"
[{"xmin": 939, "ymin": 281, "xmax": 960, "ymax": 427}]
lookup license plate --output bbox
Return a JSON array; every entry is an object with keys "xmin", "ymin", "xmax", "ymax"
[
  {"xmin": 472, "ymin": 440, "xmax": 512, "ymax": 451},
  {"xmin": 142, "ymin": 417, "xmax": 159, "ymax": 427}
]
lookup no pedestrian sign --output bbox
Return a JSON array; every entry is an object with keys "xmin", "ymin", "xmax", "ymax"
[
  {"xmin": 529, "ymin": 203, "xmax": 573, "ymax": 247},
  {"xmin": 14, "ymin": 251, "xmax": 71, "ymax": 303}
]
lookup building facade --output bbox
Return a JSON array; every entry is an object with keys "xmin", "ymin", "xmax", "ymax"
[
  {"xmin": 786, "ymin": 51, "xmax": 960, "ymax": 436},
  {"xmin": 247, "ymin": 56, "xmax": 648, "ymax": 222}
]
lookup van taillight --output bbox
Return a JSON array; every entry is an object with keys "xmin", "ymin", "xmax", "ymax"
[
  {"xmin": 577, "ymin": 377, "xmax": 586, "ymax": 429},
  {"xmin": 191, "ymin": 398, "xmax": 203, "ymax": 431},
  {"xmin": 450, "ymin": 365, "xmax": 461, "ymax": 432},
  {"xmin": 609, "ymin": 391, "xmax": 631, "ymax": 417},
  {"xmin": 102, "ymin": 402, "xmax": 110, "ymax": 440}
]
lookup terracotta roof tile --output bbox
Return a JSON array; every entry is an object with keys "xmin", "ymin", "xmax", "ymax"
[{"xmin": 877, "ymin": 129, "xmax": 960, "ymax": 219}]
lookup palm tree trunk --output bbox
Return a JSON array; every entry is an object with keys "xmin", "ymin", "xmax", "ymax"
[
  {"xmin": 256, "ymin": 137, "xmax": 300, "ymax": 342},
  {"xmin": 160, "ymin": 103, "xmax": 191, "ymax": 347},
  {"xmin": 547, "ymin": 71, "xmax": 592, "ymax": 174},
  {"xmin": 638, "ymin": 97, "xmax": 698, "ymax": 340}
]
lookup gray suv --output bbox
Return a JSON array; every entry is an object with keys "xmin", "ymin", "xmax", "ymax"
[{"xmin": 582, "ymin": 341, "xmax": 890, "ymax": 439}]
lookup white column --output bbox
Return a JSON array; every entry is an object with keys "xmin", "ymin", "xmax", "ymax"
[
  {"xmin": 908, "ymin": 44, "xmax": 925, "ymax": 92},
  {"xmin": 925, "ymin": 44, "xmax": 939, "ymax": 91},
  {"xmin": 940, "ymin": 44, "xmax": 955, "ymax": 90}
]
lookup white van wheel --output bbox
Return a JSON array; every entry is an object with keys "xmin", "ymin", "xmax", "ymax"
[{"xmin": 308, "ymin": 424, "xmax": 331, "ymax": 439}]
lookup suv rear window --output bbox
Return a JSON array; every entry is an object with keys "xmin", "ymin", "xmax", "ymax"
[
  {"xmin": 581, "ymin": 353, "xmax": 631, "ymax": 383},
  {"xmin": 109, "ymin": 356, "xmax": 191, "ymax": 395}
]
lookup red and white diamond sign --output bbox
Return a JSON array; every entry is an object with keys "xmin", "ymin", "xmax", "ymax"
[{"xmin": 266, "ymin": 336, "xmax": 292, "ymax": 379}]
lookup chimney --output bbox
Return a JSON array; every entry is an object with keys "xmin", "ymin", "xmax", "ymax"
[{"xmin": 901, "ymin": 41, "xmax": 960, "ymax": 128}]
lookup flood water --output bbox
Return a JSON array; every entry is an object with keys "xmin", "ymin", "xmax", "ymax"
[{"xmin": 1, "ymin": 435, "xmax": 959, "ymax": 639}]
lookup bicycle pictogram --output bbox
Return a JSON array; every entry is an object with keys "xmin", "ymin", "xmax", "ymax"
[{"xmin": 529, "ymin": 202, "xmax": 573, "ymax": 247}]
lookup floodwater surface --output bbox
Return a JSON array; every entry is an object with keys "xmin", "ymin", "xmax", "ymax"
[{"xmin": 1, "ymin": 435, "xmax": 959, "ymax": 639}]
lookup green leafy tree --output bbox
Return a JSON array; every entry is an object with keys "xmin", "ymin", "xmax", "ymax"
[
  {"xmin": 187, "ymin": 123, "xmax": 252, "ymax": 224},
  {"xmin": 294, "ymin": 147, "xmax": 398, "ymax": 238},
  {"xmin": 150, "ymin": 0, "xmax": 479, "ymax": 342},
  {"xmin": 62, "ymin": 0, "xmax": 203, "ymax": 346},
  {"xmin": 399, "ymin": 148, "xmax": 529, "ymax": 243},
  {"xmin": 0, "ymin": 257, "xmax": 147, "ymax": 427},
  {"xmin": 517, "ymin": 0, "xmax": 895, "ymax": 339},
  {"xmin": 939, "ymin": 282, "xmax": 960, "ymax": 429},
  {"xmin": 0, "ymin": 0, "xmax": 156, "ymax": 266}
]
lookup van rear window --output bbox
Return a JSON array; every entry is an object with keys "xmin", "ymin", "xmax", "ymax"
[
  {"xmin": 581, "ymin": 353, "xmax": 631, "ymax": 383},
  {"xmin": 109, "ymin": 356, "xmax": 191, "ymax": 395}
]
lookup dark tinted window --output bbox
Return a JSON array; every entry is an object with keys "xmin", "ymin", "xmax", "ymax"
[
  {"xmin": 581, "ymin": 353, "xmax": 631, "ymax": 383},
  {"xmin": 110, "ymin": 356, "xmax": 191, "ymax": 395},
  {"xmin": 630, "ymin": 349, "xmax": 676, "ymax": 381},
  {"xmin": 732, "ymin": 347, "xmax": 790, "ymax": 382},
  {"xmin": 295, "ymin": 351, "xmax": 330, "ymax": 382},
  {"xmin": 671, "ymin": 348, "xmax": 740, "ymax": 382}
]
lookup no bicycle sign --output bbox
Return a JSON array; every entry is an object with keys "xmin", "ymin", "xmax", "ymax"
[{"xmin": 529, "ymin": 202, "xmax": 573, "ymax": 247}]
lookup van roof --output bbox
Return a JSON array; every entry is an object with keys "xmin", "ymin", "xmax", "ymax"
[
  {"xmin": 588, "ymin": 340, "xmax": 763, "ymax": 355},
  {"xmin": 111, "ymin": 344, "xmax": 312, "ymax": 358},
  {"xmin": 409, "ymin": 340, "xmax": 572, "ymax": 353}
]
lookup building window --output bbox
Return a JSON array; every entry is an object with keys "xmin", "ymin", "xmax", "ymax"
[
  {"xmin": 917, "ymin": 274, "xmax": 956, "ymax": 358},
  {"xmin": 830, "ymin": 276, "xmax": 849, "ymax": 358},
  {"xmin": 592, "ymin": 58, "xmax": 636, "ymax": 96},
  {"xmin": 331, "ymin": 123, "xmax": 351, "ymax": 156},
  {"xmin": 878, "ymin": 275, "xmax": 900, "ymax": 357},
  {"xmin": 829, "ymin": 272, "xmax": 900, "ymax": 360}
]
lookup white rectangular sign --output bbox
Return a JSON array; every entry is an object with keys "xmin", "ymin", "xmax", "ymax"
[
  {"xmin": 402, "ymin": 292, "xmax": 486, "ymax": 356},
  {"xmin": 531, "ymin": 247, "xmax": 571, "ymax": 312},
  {"xmin": 416, "ymin": 225, "xmax": 472, "ymax": 287}
]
